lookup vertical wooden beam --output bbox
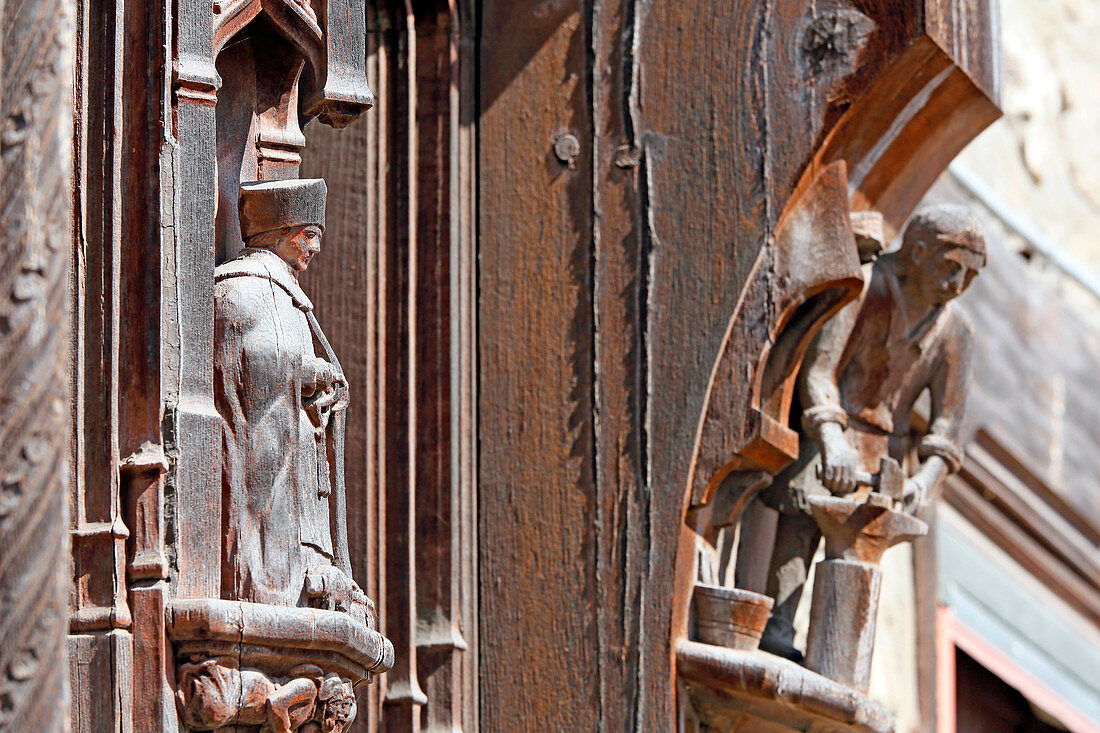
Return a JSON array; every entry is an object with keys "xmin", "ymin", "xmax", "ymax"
[
  {"xmin": 453, "ymin": 9, "xmax": 479, "ymax": 732},
  {"xmin": 70, "ymin": 0, "xmax": 130, "ymax": 635},
  {"xmin": 380, "ymin": 6, "xmax": 427, "ymax": 730},
  {"xmin": 0, "ymin": 0, "xmax": 73, "ymax": 729},
  {"xmin": 170, "ymin": 0, "xmax": 222, "ymax": 602},
  {"xmin": 117, "ymin": 0, "xmax": 175, "ymax": 729},
  {"xmin": 591, "ymin": 0, "xmax": 647, "ymax": 728},
  {"xmin": 410, "ymin": 3, "xmax": 478, "ymax": 731},
  {"xmin": 477, "ymin": 0, "xmax": 600, "ymax": 729},
  {"xmin": 68, "ymin": 0, "xmax": 137, "ymax": 729}
]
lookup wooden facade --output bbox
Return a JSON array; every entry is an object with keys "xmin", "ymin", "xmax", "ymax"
[{"xmin": 7, "ymin": 0, "xmax": 1100, "ymax": 731}]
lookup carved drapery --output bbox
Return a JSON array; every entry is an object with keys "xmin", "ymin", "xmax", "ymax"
[{"xmin": 172, "ymin": 4, "xmax": 390, "ymax": 731}]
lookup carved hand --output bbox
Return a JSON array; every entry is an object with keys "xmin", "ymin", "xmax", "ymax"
[
  {"xmin": 902, "ymin": 477, "xmax": 926, "ymax": 513},
  {"xmin": 901, "ymin": 455, "xmax": 947, "ymax": 513},
  {"xmin": 315, "ymin": 359, "xmax": 341, "ymax": 391},
  {"xmin": 818, "ymin": 422, "xmax": 860, "ymax": 495},
  {"xmin": 301, "ymin": 357, "xmax": 338, "ymax": 393},
  {"xmin": 305, "ymin": 566, "xmax": 368, "ymax": 611}
]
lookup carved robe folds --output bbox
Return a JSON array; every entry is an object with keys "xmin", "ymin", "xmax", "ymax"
[
  {"xmin": 173, "ymin": 234, "xmax": 391, "ymax": 733},
  {"xmin": 215, "ymin": 247, "xmax": 339, "ymax": 607}
]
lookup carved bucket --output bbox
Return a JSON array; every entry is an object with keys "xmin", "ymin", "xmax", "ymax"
[{"xmin": 692, "ymin": 584, "xmax": 774, "ymax": 651}]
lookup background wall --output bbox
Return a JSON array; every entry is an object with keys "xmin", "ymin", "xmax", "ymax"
[{"xmin": 956, "ymin": 0, "xmax": 1100, "ymax": 320}]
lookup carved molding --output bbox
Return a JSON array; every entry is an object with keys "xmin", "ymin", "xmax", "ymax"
[
  {"xmin": 678, "ymin": 641, "xmax": 893, "ymax": 733},
  {"xmin": 169, "ymin": 600, "xmax": 392, "ymax": 731},
  {"xmin": 168, "ymin": 600, "xmax": 394, "ymax": 682}
]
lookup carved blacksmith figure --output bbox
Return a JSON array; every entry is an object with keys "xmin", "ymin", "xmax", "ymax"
[
  {"xmin": 758, "ymin": 204, "xmax": 986, "ymax": 661},
  {"xmin": 214, "ymin": 178, "xmax": 365, "ymax": 616}
]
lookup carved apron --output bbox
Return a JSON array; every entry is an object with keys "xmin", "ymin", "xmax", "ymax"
[{"xmin": 214, "ymin": 247, "xmax": 336, "ymax": 606}]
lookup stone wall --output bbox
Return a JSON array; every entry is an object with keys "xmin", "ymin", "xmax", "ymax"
[{"xmin": 957, "ymin": 0, "xmax": 1100, "ymax": 285}]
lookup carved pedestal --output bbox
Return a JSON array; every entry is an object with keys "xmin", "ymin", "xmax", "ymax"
[
  {"xmin": 804, "ymin": 497, "xmax": 927, "ymax": 691},
  {"xmin": 168, "ymin": 600, "xmax": 394, "ymax": 732},
  {"xmin": 678, "ymin": 641, "xmax": 894, "ymax": 733}
]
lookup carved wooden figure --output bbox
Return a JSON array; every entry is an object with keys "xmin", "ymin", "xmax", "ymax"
[
  {"xmin": 758, "ymin": 205, "xmax": 987, "ymax": 683},
  {"xmin": 215, "ymin": 178, "xmax": 362, "ymax": 615},
  {"xmin": 168, "ymin": 179, "xmax": 392, "ymax": 732}
]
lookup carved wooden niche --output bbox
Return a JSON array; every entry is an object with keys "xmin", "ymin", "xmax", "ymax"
[
  {"xmin": 165, "ymin": 3, "xmax": 392, "ymax": 732},
  {"xmin": 674, "ymin": 3, "xmax": 1001, "ymax": 732}
]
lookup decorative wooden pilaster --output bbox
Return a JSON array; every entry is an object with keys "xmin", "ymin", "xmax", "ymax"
[
  {"xmin": 0, "ymin": 0, "xmax": 73, "ymax": 729},
  {"xmin": 301, "ymin": 2, "xmax": 480, "ymax": 729},
  {"xmin": 171, "ymin": 0, "xmax": 223, "ymax": 605}
]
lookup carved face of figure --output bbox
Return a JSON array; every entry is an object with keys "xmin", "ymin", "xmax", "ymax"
[
  {"xmin": 897, "ymin": 205, "xmax": 986, "ymax": 308},
  {"xmin": 270, "ymin": 225, "xmax": 323, "ymax": 272},
  {"xmin": 909, "ymin": 240, "xmax": 984, "ymax": 306}
]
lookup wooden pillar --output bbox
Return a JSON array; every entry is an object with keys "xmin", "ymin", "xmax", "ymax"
[
  {"xmin": 303, "ymin": 2, "xmax": 479, "ymax": 729},
  {"xmin": 0, "ymin": 0, "xmax": 73, "ymax": 729}
]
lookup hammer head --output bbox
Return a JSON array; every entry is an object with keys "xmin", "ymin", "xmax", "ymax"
[{"xmin": 877, "ymin": 457, "xmax": 905, "ymax": 501}]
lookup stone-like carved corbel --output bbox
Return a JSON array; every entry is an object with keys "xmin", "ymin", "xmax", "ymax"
[{"xmin": 169, "ymin": 600, "xmax": 392, "ymax": 732}]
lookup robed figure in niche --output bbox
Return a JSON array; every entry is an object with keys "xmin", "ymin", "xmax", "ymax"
[{"xmin": 214, "ymin": 178, "xmax": 366, "ymax": 619}]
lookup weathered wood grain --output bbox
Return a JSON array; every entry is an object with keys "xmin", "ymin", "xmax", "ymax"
[
  {"xmin": 304, "ymin": 3, "xmax": 479, "ymax": 731},
  {"xmin": 0, "ymin": 0, "xmax": 72, "ymax": 728},
  {"xmin": 591, "ymin": 0, "xmax": 647, "ymax": 729},
  {"xmin": 478, "ymin": 0, "xmax": 600, "ymax": 729},
  {"xmin": 477, "ymin": 1, "xmax": 1001, "ymax": 729},
  {"xmin": 408, "ymin": 5, "xmax": 479, "ymax": 733}
]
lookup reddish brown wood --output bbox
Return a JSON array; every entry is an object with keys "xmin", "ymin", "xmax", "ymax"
[
  {"xmin": 64, "ymin": 1, "xmax": 388, "ymax": 730},
  {"xmin": 692, "ymin": 585, "xmax": 773, "ymax": 651},
  {"xmin": 591, "ymin": 1, "xmax": 648, "ymax": 728},
  {"xmin": 302, "ymin": 4, "xmax": 479, "ymax": 731},
  {"xmin": 300, "ymin": 8, "xmax": 398, "ymax": 726},
  {"xmin": 53, "ymin": 0, "xmax": 1017, "ymax": 730},
  {"xmin": 477, "ymin": 1, "xmax": 1001, "ymax": 729},
  {"xmin": 478, "ymin": 0, "xmax": 600, "ymax": 728},
  {"xmin": 677, "ymin": 640, "xmax": 893, "ymax": 733},
  {"xmin": 410, "ymin": 5, "xmax": 478, "ymax": 733}
]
